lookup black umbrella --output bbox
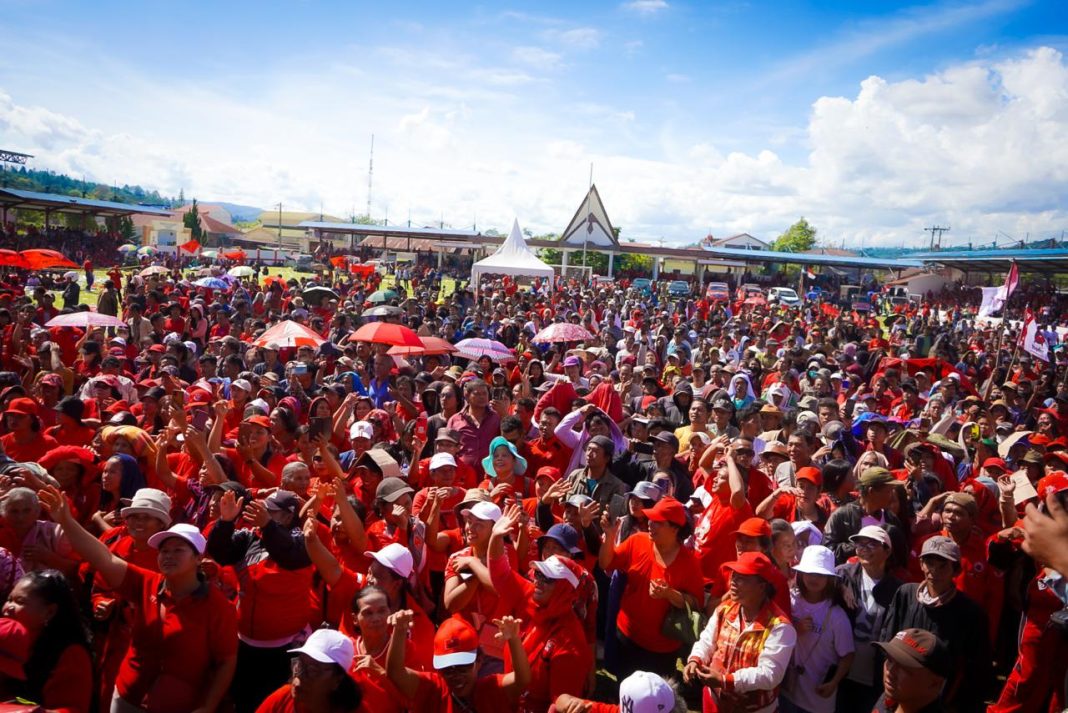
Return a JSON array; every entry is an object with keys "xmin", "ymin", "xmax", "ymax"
[{"xmin": 302, "ymin": 286, "xmax": 339, "ymax": 305}]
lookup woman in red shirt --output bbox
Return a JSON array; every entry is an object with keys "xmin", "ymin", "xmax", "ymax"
[
  {"xmin": 0, "ymin": 398, "xmax": 58, "ymax": 464},
  {"xmin": 598, "ymin": 497, "xmax": 705, "ymax": 682},
  {"xmin": 2, "ymin": 570, "xmax": 92, "ymax": 713},
  {"xmin": 37, "ymin": 486, "xmax": 238, "ymax": 713},
  {"xmin": 256, "ymin": 628, "xmax": 363, "ymax": 713}
]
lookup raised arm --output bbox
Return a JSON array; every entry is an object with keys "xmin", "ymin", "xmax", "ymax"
[
  {"xmin": 496, "ymin": 616, "xmax": 532, "ymax": 696},
  {"xmin": 302, "ymin": 517, "xmax": 342, "ymax": 586},
  {"xmin": 38, "ymin": 486, "xmax": 128, "ymax": 588},
  {"xmin": 331, "ymin": 478, "xmax": 367, "ymax": 552},
  {"xmin": 385, "ymin": 609, "xmax": 421, "ymax": 699}
]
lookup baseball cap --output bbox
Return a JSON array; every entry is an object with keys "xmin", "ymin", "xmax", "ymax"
[
  {"xmin": 1037, "ymin": 473, "xmax": 1068, "ymax": 499},
  {"xmin": 147, "ymin": 523, "xmax": 207, "ymax": 554},
  {"xmin": 534, "ymin": 465, "xmax": 561, "ymax": 482},
  {"xmin": 874, "ymin": 628, "xmax": 952, "ymax": 679},
  {"xmin": 859, "ymin": 466, "xmax": 894, "ymax": 487},
  {"xmin": 461, "ymin": 501, "xmax": 502, "ymax": 523},
  {"xmin": 943, "ymin": 492, "xmax": 978, "ymax": 518},
  {"xmin": 242, "ymin": 415, "xmax": 271, "ymax": 430},
  {"xmin": 531, "ymin": 555, "xmax": 580, "ymax": 589},
  {"xmin": 231, "ymin": 378, "xmax": 253, "ymax": 393},
  {"xmin": 265, "ymin": 490, "xmax": 300, "ymax": 514},
  {"xmin": 433, "ymin": 616, "xmax": 479, "ymax": 669},
  {"xmin": 641, "ymin": 497, "xmax": 688, "ymax": 527},
  {"xmin": 435, "ymin": 428, "xmax": 459, "ymax": 444},
  {"xmin": 920, "ymin": 535, "xmax": 961, "ymax": 563},
  {"xmin": 565, "ymin": 494, "xmax": 594, "ymax": 509},
  {"xmin": 537, "ymin": 523, "xmax": 583, "ymax": 556},
  {"xmin": 376, "ymin": 477, "xmax": 415, "ymax": 504},
  {"xmin": 722, "ymin": 551, "xmax": 779, "ymax": 587},
  {"xmin": 982, "ymin": 457, "xmax": 1008, "ymax": 473},
  {"xmin": 3, "ymin": 398, "xmax": 38, "ymax": 418},
  {"xmin": 795, "ymin": 466, "xmax": 822, "ymax": 487},
  {"xmin": 849, "ymin": 525, "xmax": 891, "ymax": 550},
  {"xmin": 734, "ymin": 517, "xmax": 772, "ymax": 538},
  {"xmin": 762, "ymin": 441, "xmax": 789, "ymax": 459},
  {"xmin": 618, "ymin": 671, "xmax": 674, "ymax": 713},
  {"xmin": 288, "ymin": 628, "xmax": 355, "ymax": 671},
  {"xmin": 628, "ymin": 481, "xmax": 664, "ymax": 503},
  {"xmin": 563, "ymin": 355, "xmax": 582, "ymax": 368},
  {"xmin": 652, "ymin": 432, "xmax": 680, "ymax": 450},
  {"xmin": 429, "ymin": 452, "xmax": 457, "ymax": 470},
  {"xmin": 364, "ymin": 542, "xmax": 414, "ymax": 579},
  {"xmin": 349, "ymin": 421, "xmax": 374, "ymax": 440}
]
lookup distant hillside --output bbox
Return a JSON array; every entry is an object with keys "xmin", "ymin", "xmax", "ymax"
[
  {"xmin": 0, "ymin": 166, "xmax": 178, "ymax": 207},
  {"xmin": 213, "ymin": 202, "xmax": 264, "ymax": 222}
]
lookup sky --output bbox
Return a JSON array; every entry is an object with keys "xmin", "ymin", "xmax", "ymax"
[{"xmin": 1, "ymin": 0, "xmax": 1067, "ymax": 248}]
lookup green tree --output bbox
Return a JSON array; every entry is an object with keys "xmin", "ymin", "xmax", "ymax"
[
  {"xmin": 118, "ymin": 215, "xmax": 136, "ymax": 241},
  {"xmin": 772, "ymin": 217, "xmax": 817, "ymax": 253},
  {"xmin": 183, "ymin": 199, "xmax": 204, "ymax": 240}
]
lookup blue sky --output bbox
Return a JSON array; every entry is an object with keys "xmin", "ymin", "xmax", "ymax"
[{"xmin": 1, "ymin": 0, "xmax": 1067, "ymax": 246}]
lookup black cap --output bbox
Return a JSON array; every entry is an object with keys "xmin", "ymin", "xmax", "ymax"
[
  {"xmin": 652, "ymin": 431, "xmax": 680, "ymax": 450},
  {"xmin": 54, "ymin": 395, "xmax": 85, "ymax": 422},
  {"xmin": 588, "ymin": 434, "xmax": 615, "ymax": 459}
]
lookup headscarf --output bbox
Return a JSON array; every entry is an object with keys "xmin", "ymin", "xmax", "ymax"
[
  {"xmin": 101, "ymin": 453, "xmax": 146, "ymax": 509},
  {"xmin": 727, "ymin": 373, "xmax": 757, "ymax": 404},
  {"xmin": 366, "ymin": 408, "xmax": 397, "ymax": 443},
  {"xmin": 100, "ymin": 426, "xmax": 157, "ymax": 460},
  {"xmin": 585, "ymin": 382, "xmax": 623, "ymax": 423}
]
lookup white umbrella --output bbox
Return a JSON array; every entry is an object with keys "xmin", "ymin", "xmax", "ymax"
[
  {"xmin": 228, "ymin": 266, "xmax": 255, "ymax": 277},
  {"xmin": 139, "ymin": 266, "xmax": 170, "ymax": 277},
  {"xmin": 62, "ymin": 271, "xmax": 79, "ymax": 280}
]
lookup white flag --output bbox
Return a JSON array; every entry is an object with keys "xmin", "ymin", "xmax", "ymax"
[{"xmin": 1022, "ymin": 312, "xmax": 1050, "ymax": 362}]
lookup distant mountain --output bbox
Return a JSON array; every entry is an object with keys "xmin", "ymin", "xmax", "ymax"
[{"xmin": 211, "ymin": 202, "xmax": 264, "ymax": 222}]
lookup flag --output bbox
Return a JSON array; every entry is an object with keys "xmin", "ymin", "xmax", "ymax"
[
  {"xmin": 179, "ymin": 239, "xmax": 200, "ymax": 253},
  {"xmin": 1021, "ymin": 310, "xmax": 1049, "ymax": 362},
  {"xmin": 978, "ymin": 261, "xmax": 1020, "ymax": 317},
  {"xmin": 804, "ymin": 268, "xmax": 817, "ymax": 280}
]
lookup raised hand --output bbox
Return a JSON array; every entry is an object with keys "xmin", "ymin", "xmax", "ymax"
[
  {"xmin": 218, "ymin": 491, "xmax": 244, "ymax": 522},
  {"xmin": 37, "ymin": 485, "xmax": 71, "ymax": 524},
  {"xmin": 302, "ymin": 516, "xmax": 319, "ymax": 542},
  {"xmin": 388, "ymin": 609, "xmax": 415, "ymax": 633},
  {"xmin": 492, "ymin": 615, "xmax": 523, "ymax": 642},
  {"xmin": 577, "ymin": 499, "xmax": 601, "ymax": 528},
  {"xmin": 243, "ymin": 498, "xmax": 271, "ymax": 528},
  {"xmin": 600, "ymin": 510, "xmax": 620, "ymax": 540}
]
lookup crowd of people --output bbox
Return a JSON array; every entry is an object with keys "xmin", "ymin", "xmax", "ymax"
[{"xmin": 0, "ymin": 252, "xmax": 1062, "ymax": 713}]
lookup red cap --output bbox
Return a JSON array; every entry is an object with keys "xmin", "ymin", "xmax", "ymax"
[
  {"xmin": 38, "ymin": 446, "xmax": 96, "ymax": 473},
  {"xmin": 982, "ymin": 457, "xmax": 1008, "ymax": 472},
  {"xmin": 148, "ymin": 344, "xmax": 166, "ymax": 354},
  {"xmin": 433, "ymin": 616, "xmax": 479, "ymax": 669},
  {"xmin": 3, "ymin": 397, "xmax": 38, "ymax": 418},
  {"xmin": 1044, "ymin": 451, "xmax": 1068, "ymax": 466},
  {"xmin": 535, "ymin": 466, "xmax": 561, "ymax": 483},
  {"xmin": 38, "ymin": 373, "xmax": 63, "ymax": 388},
  {"xmin": 795, "ymin": 466, "xmax": 822, "ymax": 487},
  {"xmin": 721, "ymin": 551, "xmax": 779, "ymax": 586},
  {"xmin": 641, "ymin": 496, "xmax": 688, "ymax": 527},
  {"xmin": 104, "ymin": 400, "xmax": 130, "ymax": 415},
  {"xmin": 734, "ymin": 517, "xmax": 772, "ymax": 538},
  {"xmin": 1036, "ymin": 473, "xmax": 1068, "ymax": 499},
  {"xmin": 242, "ymin": 415, "xmax": 271, "ymax": 430},
  {"xmin": 1030, "ymin": 434, "xmax": 1052, "ymax": 447}
]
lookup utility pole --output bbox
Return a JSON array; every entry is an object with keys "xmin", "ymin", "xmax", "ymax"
[
  {"xmin": 924, "ymin": 225, "xmax": 949, "ymax": 250},
  {"xmin": 366, "ymin": 134, "xmax": 374, "ymax": 220},
  {"xmin": 276, "ymin": 202, "xmax": 282, "ymax": 249},
  {"xmin": 581, "ymin": 163, "xmax": 592, "ymax": 269}
]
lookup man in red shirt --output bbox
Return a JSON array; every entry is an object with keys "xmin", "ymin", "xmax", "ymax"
[{"xmin": 525, "ymin": 407, "xmax": 573, "ymax": 478}]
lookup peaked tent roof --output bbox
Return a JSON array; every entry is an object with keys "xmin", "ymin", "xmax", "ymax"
[
  {"xmin": 471, "ymin": 219, "xmax": 555, "ymax": 290},
  {"xmin": 559, "ymin": 184, "xmax": 618, "ymax": 248}
]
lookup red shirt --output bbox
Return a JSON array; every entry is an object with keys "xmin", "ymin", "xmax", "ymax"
[
  {"xmin": 694, "ymin": 492, "xmax": 754, "ymax": 585},
  {"xmin": 222, "ymin": 446, "xmax": 289, "ymax": 488},
  {"xmin": 1, "ymin": 432, "xmax": 59, "ymax": 463},
  {"xmin": 525, "ymin": 435, "xmax": 573, "ymax": 477},
  {"xmin": 410, "ymin": 672, "xmax": 515, "ymax": 713},
  {"xmin": 114, "ymin": 565, "xmax": 238, "ymax": 713},
  {"xmin": 38, "ymin": 643, "xmax": 93, "ymax": 713},
  {"xmin": 46, "ymin": 422, "xmax": 97, "ymax": 448},
  {"xmin": 256, "ymin": 684, "xmax": 374, "ymax": 713},
  {"xmin": 607, "ymin": 533, "xmax": 705, "ymax": 653}
]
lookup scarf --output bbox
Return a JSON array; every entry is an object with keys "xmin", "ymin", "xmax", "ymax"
[{"xmin": 916, "ymin": 582, "xmax": 957, "ymax": 607}]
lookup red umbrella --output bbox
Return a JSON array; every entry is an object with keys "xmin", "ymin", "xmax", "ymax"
[
  {"xmin": 531, "ymin": 322, "xmax": 595, "ymax": 344},
  {"xmin": 253, "ymin": 320, "xmax": 326, "ymax": 349},
  {"xmin": 46, "ymin": 312, "xmax": 127, "ymax": 328},
  {"xmin": 0, "ymin": 250, "xmax": 28, "ymax": 268},
  {"xmin": 20, "ymin": 249, "xmax": 79, "ymax": 269},
  {"xmin": 349, "ymin": 321, "xmax": 422, "ymax": 348},
  {"xmin": 388, "ymin": 335, "xmax": 459, "ymax": 356}
]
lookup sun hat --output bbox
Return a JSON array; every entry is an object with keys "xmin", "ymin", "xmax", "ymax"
[
  {"xmin": 481, "ymin": 436, "xmax": 528, "ymax": 478},
  {"xmin": 762, "ymin": 441, "xmax": 789, "ymax": 459},
  {"xmin": 531, "ymin": 555, "xmax": 580, "ymax": 589},
  {"xmin": 120, "ymin": 488, "xmax": 173, "ymax": 527},
  {"xmin": 348, "ymin": 421, "xmax": 373, "ymax": 440},
  {"xmin": 618, "ymin": 671, "xmax": 675, "ymax": 713},
  {"xmin": 537, "ymin": 523, "xmax": 583, "ymax": 556},
  {"xmin": 849, "ymin": 525, "xmax": 891, "ymax": 550},
  {"xmin": 429, "ymin": 452, "xmax": 457, "ymax": 471},
  {"xmin": 288, "ymin": 628, "xmax": 355, "ymax": 671},
  {"xmin": 147, "ymin": 523, "xmax": 207, "ymax": 554},
  {"xmin": 376, "ymin": 477, "xmax": 414, "ymax": 504},
  {"xmin": 433, "ymin": 616, "xmax": 479, "ymax": 669},
  {"xmin": 873, "ymin": 628, "xmax": 952, "ymax": 679},
  {"xmin": 364, "ymin": 542, "xmax": 414, "ymax": 579},
  {"xmin": 641, "ymin": 496, "xmax": 688, "ymax": 527},
  {"xmin": 792, "ymin": 545, "xmax": 839, "ymax": 577},
  {"xmin": 460, "ymin": 501, "xmax": 502, "ymax": 523}
]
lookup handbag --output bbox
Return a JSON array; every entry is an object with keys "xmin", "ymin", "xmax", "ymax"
[{"xmin": 661, "ymin": 598, "xmax": 708, "ymax": 646}]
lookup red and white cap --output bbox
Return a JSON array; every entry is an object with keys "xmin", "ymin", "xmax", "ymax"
[
  {"xmin": 288, "ymin": 628, "xmax": 354, "ymax": 670},
  {"xmin": 531, "ymin": 555, "xmax": 579, "ymax": 589},
  {"xmin": 433, "ymin": 616, "xmax": 479, "ymax": 669},
  {"xmin": 619, "ymin": 671, "xmax": 675, "ymax": 713},
  {"xmin": 364, "ymin": 543, "xmax": 414, "ymax": 579},
  {"xmin": 349, "ymin": 421, "xmax": 374, "ymax": 440}
]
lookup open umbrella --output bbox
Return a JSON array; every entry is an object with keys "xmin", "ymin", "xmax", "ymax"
[
  {"xmin": 532, "ymin": 322, "xmax": 595, "ymax": 344},
  {"xmin": 201, "ymin": 250, "xmax": 219, "ymax": 259},
  {"xmin": 62, "ymin": 271, "xmax": 79, "ymax": 281},
  {"xmin": 139, "ymin": 266, "xmax": 170, "ymax": 277},
  {"xmin": 117, "ymin": 244, "xmax": 138, "ymax": 253},
  {"xmin": 388, "ymin": 335, "xmax": 458, "ymax": 356},
  {"xmin": 454, "ymin": 338, "xmax": 515, "ymax": 362},
  {"xmin": 363, "ymin": 305, "xmax": 404, "ymax": 318},
  {"xmin": 20, "ymin": 249, "xmax": 79, "ymax": 270},
  {"xmin": 222, "ymin": 249, "xmax": 247, "ymax": 261},
  {"xmin": 136, "ymin": 246, "xmax": 156, "ymax": 257},
  {"xmin": 194, "ymin": 277, "xmax": 229, "ymax": 289},
  {"xmin": 0, "ymin": 250, "xmax": 28, "ymax": 268},
  {"xmin": 228, "ymin": 266, "xmax": 256, "ymax": 278},
  {"xmin": 46, "ymin": 312, "xmax": 127, "ymax": 329},
  {"xmin": 253, "ymin": 320, "xmax": 326, "ymax": 349},
  {"xmin": 302, "ymin": 286, "xmax": 339, "ymax": 305},
  {"xmin": 367, "ymin": 289, "xmax": 398, "ymax": 304},
  {"xmin": 349, "ymin": 321, "xmax": 423, "ymax": 348},
  {"xmin": 263, "ymin": 275, "xmax": 289, "ymax": 288}
]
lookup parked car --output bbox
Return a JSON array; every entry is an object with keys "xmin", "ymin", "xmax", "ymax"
[
  {"xmin": 768, "ymin": 287, "xmax": 802, "ymax": 307},
  {"xmin": 631, "ymin": 277, "xmax": 653, "ymax": 293},
  {"xmin": 736, "ymin": 284, "xmax": 764, "ymax": 301},
  {"xmin": 705, "ymin": 282, "xmax": 730, "ymax": 302},
  {"xmin": 667, "ymin": 280, "xmax": 691, "ymax": 297}
]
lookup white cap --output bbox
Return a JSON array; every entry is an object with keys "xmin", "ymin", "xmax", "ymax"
[
  {"xmin": 429, "ymin": 452, "xmax": 457, "ymax": 470},
  {"xmin": 288, "ymin": 628, "xmax": 354, "ymax": 670},
  {"xmin": 619, "ymin": 671, "xmax": 675, "ymax": 713},
  {"xmin": 231, "ymin": 378, "xmax": 253, "ymax": 393},
  {"xmin": 461, "ymin": 501, "xmax": 501, "ymax": 523},
  {"xmin": 792, "ymin": 545, "xmax": 839, "ymax": 577},
  {"xmin": 531, "ymin": 555, "xmax": 579, "ymax": 589},
  {"xmin": 147, "ymin": 523, "xmax": 206, "ymax": 554},
  {"xmin": 849, "ymin": 524, "xmax": 892, "ymax": 550},
  {"xmin": 791, "ymin": 520, "xmax": 823, "ymax": 546},
  {"xmin": 109, "ymin": 336, "xmax": 127, "ymax": 347},
  {"xmin": 163, "ymin": 332, "xmax": 182, "ymax": 345},
  {"xmin": 364, "ymin": 543, "xmax": 414, "ymax": 579},
  {"xmin": 349, "ymin": 421, "xmax": 373, "ymax": 440}
]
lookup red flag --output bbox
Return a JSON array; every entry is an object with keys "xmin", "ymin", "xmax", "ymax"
[
  {"xmin": 179, "ymin": 240, "xmax": 200, "ymax": 253},
  {"xmin": 1021, "ymin": 309, "xmax": 1050, "ymax": 362},
  {"xmin": 1005, "ymin": 260, "xmax": 1019, "ymax": 297}
]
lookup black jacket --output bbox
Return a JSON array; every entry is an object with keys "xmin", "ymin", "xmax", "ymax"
[
  {"xmin": 836, "ymin": 561, "xmax": 904, "ymax": 687},
  {"xmin": 823, "ymin": 503, "xmax": 909, "ymax": 569}
]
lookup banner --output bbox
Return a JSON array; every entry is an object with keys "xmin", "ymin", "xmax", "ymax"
[
  {"xmin": 977, "ymin": 261, "xmax": 1019, "ymax": 318},
  {"xmin": 1021, "ymin": 310, "xmax": 1050, "ymax": 362}
]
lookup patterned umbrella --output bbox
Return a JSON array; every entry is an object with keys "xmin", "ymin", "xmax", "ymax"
[
  {"xmin": 531, "ymin": 322, "xmax": 595, "ymax": 344},
  {"xmin": 253, "ymin": 320, "xmax": 326, "ymax": 349},
  {"xmin": 117, "ymin": 244, "xmax": 138, "ymax": 253},
  {"xmin": 367, "ymin": 289, "xmax": 398, "ymax": 304},
  {"xmin": 139, "ymin": 266, "xmax": 170, "ymax": 277},
  {"xmin": 388, "ymin": 336, "xmax": 458, "ymax": 356},
  {"xmin": 454, "ymin": 338, "xmax": 515, "ymax": 362},
  {"xmin": 194, "ymin": 277, "xmax": 229, "ymax": 289}
]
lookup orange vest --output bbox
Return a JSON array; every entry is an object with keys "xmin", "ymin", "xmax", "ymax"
[{"xmin": 709, "ymin": 599, "xmax": 790, "ymax": 712}]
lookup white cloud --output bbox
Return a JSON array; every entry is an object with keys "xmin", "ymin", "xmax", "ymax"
[
  {"xmin": 543, "ymin": 27, "xmax": 601, "ymax": 49},
  {"xmin": 511, "ymin": 46, "xmax": 563, "ymax": 70},
  {"xmin": 2, "ymin": 45, "xmax": 1067, "ymax": 248},
  {"xmin": 622, "ymin": 0, "xmax": 669, "ymax": 15}
]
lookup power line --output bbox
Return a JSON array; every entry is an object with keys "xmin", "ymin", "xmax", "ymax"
[{"xmin": 924, "ymin": 225, "xmax": 950, "ymax": 250}]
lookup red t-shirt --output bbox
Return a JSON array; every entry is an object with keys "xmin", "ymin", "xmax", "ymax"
[
  {"xmin": 410, "ymin": 672, "xmax": 515, "ymax": 713},
  {"xmin": 608, "ymin": 533, "xmax": 705, "ymax": 653},
  {"xmin": 222, "ymin": 447, "xmax": 289, "ymax": 488},
  {"xmin": 256, "ymin": 684, "xmax": 374, "ymax": 713},
  {"xmin": 1, "ymin": 432, "xmax": 59, "ymax": 463},
  {"xmin": 114, "ymin": 565, "xmax": 238, "ymax": 713},
  {"xmin": 693, "ymin": 493, "xmax": 754, "ymax": 585}
]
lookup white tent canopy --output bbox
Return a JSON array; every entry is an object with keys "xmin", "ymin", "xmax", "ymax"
[{"xmin": 471, "ymin": 219, "xmax": 555, "ymax": 290}]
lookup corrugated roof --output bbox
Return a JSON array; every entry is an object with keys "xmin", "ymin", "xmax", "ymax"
[
  {"xmin": 0, "ymin": 188, "xmax": 173, "ymax": 216},
  {"xmin": 300, "ymin": 221, "xmax": 482, "ymax": 239},
  {"xmin": 698, "ymin": 245, "xmax": 921, "ymax": 270}
]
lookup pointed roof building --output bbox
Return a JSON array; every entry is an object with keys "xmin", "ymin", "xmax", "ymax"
[{"xmin": 558, "ymin": 184, "xmax": 618, "ymax": 249}]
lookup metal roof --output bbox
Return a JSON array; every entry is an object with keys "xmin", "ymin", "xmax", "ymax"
[
  {"xmin": 0, "ymin": 188, "xmax": 173, "ymax": 217},
  {"xmin": 697, "ymin": 246, "xmax": 923, "ymax": 270},
  {"xmin": 908, "ymin": 247, "xmax": 1068, "ymax": 274},
  {"xmin": 298, "ymin": 221, "xmax": 482, "ymax": 239}
]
